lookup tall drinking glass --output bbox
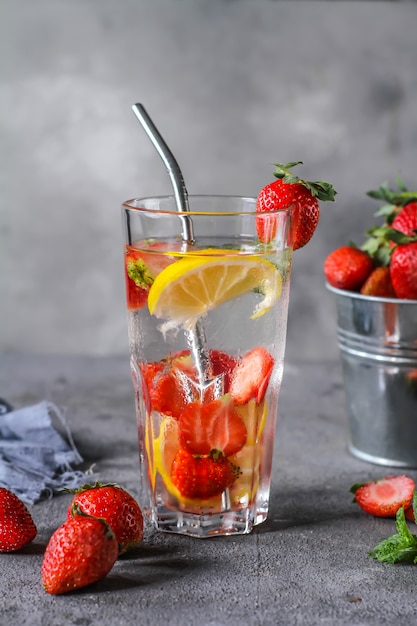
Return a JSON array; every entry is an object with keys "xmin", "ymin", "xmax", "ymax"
[{"xmin": 122, "ymin": 195, "xmax": 293, "ymax": 537}]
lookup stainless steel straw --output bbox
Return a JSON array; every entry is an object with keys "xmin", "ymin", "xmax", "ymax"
[
  {"xmin": 131, "ymin": 103, "xmax": 216, "ymax": 389},
  {"xmin": 132, "ymin": 104, "xmax": 194, "ymax": 246}
]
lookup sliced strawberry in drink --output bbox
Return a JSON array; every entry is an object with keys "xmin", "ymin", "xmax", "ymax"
[
  {"xmin": 209, "ymin": 350, "xmax": 239, "ymax": 392},
  {"xmin": 125, "ymin": 272, "xmax": 149, "ymax": 311},
  {"xmin": 179, "ymin": 395, "xmax": 247, "ymax": 457},
  {"xmin": 229, "ymin": 346, "xmax": 274, "ymax": 405},
  {"xmin": 124, "ymin": 242, "xmax": 181, "ymax": 310},
  {"xmin": 351, "ymin": 475, "xmax": 415, "ymax": 518},
  {"xmin": 141, "ymin": 358, "xmax": 190, "ymax": 419}
]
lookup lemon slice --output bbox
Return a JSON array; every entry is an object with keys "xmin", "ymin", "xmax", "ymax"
[{"xmin": 148, "ymin": 251, "xmax": 282, "ymax": 323}]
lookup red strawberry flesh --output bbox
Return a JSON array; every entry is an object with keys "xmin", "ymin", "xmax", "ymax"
[
  {"xmin": 178, "ymin": 396, "xmax": 247, "ymax": 457},
  {"xmin": 230, "ymin": 346, "xmax": 274, "ymax": 405},
  {"xmin": 353, "ymin": 475, "xmax": 415, "ymax": 517},
  {"xmin": 170, "ymin": 448, "xmax": 238, "ymax": 499}
]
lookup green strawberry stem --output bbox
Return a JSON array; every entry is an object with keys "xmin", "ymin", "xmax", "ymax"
[
  {"xmin": 272, "ymin": 161, "xmax": 337, "ymax": 202},
  {"xmin": 367, "ymin": 178, "xmax": 417, "ymax": 211}
]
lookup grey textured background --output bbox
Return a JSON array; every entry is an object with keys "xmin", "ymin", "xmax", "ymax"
[{"xmin": 1, "ymin": 0, "xmax": 417, "ymax": 362}]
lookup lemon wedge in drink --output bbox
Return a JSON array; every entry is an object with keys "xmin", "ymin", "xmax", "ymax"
[{"xmin": 148, "ymin": 250, "xmax": 282, "ymax": 323}]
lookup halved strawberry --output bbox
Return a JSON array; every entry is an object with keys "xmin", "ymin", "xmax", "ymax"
[
  {"xmin": 141, "ymin": 354, "xmax": 191, "ymax": 419},
  {"xmin": 351, "ymin": 475, "xmax": 415, "ymax": 518},
  {"xmin": 178, "ymin": 395, "xmax": 247, "ymax": 457},
  {"xmin": 229, "ymin": 346, "xmax": 274, "ymax": 405},
  {"xmin": 170, "ymin": 448, "xmax": 239, "ymax": 499},
  {"xmin": 209, "ymin": 350, "xmax": 238, "ymax": 392}
]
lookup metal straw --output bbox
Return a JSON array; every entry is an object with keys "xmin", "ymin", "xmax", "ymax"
[
  {"xmin": 132, "ymin": 104, "xmax": 194, "ymax": 245},
  {"xmin": 132, "ymin": 103, "xmax": 216, "ymax": 389}
]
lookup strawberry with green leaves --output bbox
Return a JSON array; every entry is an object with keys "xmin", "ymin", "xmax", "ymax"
[
  {"xmin": 170, "ymin": 448, "xmax": 240, "ymax": 499},
  {"xmin": 0, "ymin": 487, "xmax": 37, "ymax": 552},
  {"xmin": 67, "ymin": 483, "xmax": 144, "ymax": 554},
  {"xmin": 325, "ymin": 177, "xmax": 417, "ymax": 299},
  {"xmin": 42, "ymin": 513, "xmax": 118, "ymax": 594},
  {"xmin": 256, "ymin": 161, "xmax": 336, "ymax": 249}
]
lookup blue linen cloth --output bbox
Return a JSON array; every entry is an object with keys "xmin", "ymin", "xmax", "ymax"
[{"xmin": 0, "ymin": 401, "xmax": 85, "ymax": 504}]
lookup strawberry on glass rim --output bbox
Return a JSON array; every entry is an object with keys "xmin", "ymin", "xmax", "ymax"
[{"xmin": 256, "ymin": 161, "xmax": 336, "ymax": 249}]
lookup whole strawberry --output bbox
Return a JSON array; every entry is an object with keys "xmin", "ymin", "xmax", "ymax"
[
  {"xmin": 324, "ymin": 246, "xmax": 374, "ymax": 291},
  {"xmin": 390, "ymin": 242, "xmax": 417, "ymax": 299},
  {"xmin": 360, "ymin": 266, "xmax": 396, "ymax": 298},
  {"xmin": 42, "ymin": 514, "xmax": 118, "ymax": 595},
  {"xmin": 67, "ymin": 483, "xmax": 143, "ymax": 554},
  {"xmin": 256, "ymin": 161, "xmax": 336, "ymax": 249},
  {"xmin": 391, "ymin": 201, "xmax": 417, "ymax": 237},
  {"xmin": 0, "ymin": 487, "xmax": 37, "ymax": 552}
]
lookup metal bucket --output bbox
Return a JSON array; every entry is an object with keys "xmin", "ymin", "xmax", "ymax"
[{"xmin": 327, "ymin": 284, "xmax": 417, "ymax": 467}]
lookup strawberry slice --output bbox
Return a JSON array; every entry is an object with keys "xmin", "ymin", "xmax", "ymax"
[
  {"xmin": 141, "ymin": 355, "xmax": 191, "ymax": 419},
  {"xmin": 209, "ymin": 350, "xmax": 238, "ymax": 392},
  {"xmin": 229, "ymin": 346, "xmax": 274, "ymax": 405},
  {"xmin": 351, "ymin": 475, "xmax": 415, "ymax": 518},
  {"xmin": 124, "ymin": 242, "xmax": 180, "ymax": 310},
  {"xmin": 178, "ymin": 395, "xmax": 247, "ymax": 457},
  {"xmin": 170, "ymin": 448, "xmax": 239, "ymax": 499}
]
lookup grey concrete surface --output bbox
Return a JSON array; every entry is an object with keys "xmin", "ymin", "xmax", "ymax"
[
  {"xmin": 1, "ymin": 1, "xmax": 417, "ymax": 363},
  {"xmin": 1, "ymin": 353, "xmax": 417, "ymax": 626}
]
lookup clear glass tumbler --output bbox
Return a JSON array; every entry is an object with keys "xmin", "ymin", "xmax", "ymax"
[{"xmin": 122, "ymin": 195, "xmax": 293, "ymax": 537}]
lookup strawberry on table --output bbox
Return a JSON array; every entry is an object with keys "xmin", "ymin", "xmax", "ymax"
[
  {"xmin": 0, "ymin": 487, "xmax": 37, "ymax": 552},
  {"xmin": 256, "ymin": 161, "xmax": 336, "ymax": 249},
  {"xmin": 350, "ymin": 475, "xmax": 415, "ymax": 518},
  {"xmin": 229, "ymin": 346, "xmax": 274, "ymax": 405},
  {"xmin": 324, "ymin": 246, "xmax": 374, "ymax": 291},
  {"xmin": 170, "ymin": 448, "xmax": 239, "ymax": 499},
  {"xmin": 178, "ymin": 395, "xmax": 247, "ymax": 457},
  {"xmin": 42, "ymin": 515, "xmax": 118, "ymax": 595},
  {"xmin": 67, "ymin": 483, "xmax": 144, "ymax": 554}
]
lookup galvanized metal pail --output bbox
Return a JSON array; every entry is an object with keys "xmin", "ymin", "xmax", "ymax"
[{"xmin": 327, "ymin": 284, "xmax": 417, "ymax": 467}]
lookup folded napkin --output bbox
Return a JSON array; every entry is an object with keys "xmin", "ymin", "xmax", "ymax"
[{"xmin": 0, "ymin": 400, "xmax": 86, "ymax": 504}]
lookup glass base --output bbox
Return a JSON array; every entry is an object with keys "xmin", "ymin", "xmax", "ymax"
[{"xmin": 150, "ymin": 506, "xmax": 267, "ymax": 538}]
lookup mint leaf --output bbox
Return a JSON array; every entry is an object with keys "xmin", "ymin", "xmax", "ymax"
[
  {"xmin": 127, "ymin": 258, "xmax": 154, "ymax": 289},
  {"xmin": 369, "ymin": 507, "xmax": 417, "ymax": 564}
]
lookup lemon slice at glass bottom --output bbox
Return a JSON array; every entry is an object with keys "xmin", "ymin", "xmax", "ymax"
[{"xmin": 148, "ymin": 251, "xmax": 282, "ymax": 323}]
